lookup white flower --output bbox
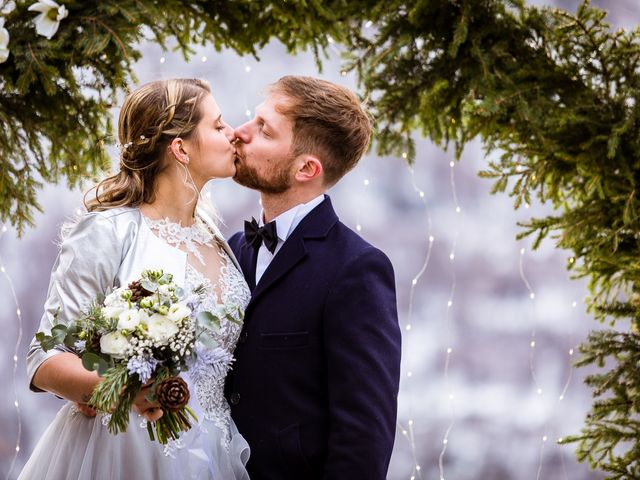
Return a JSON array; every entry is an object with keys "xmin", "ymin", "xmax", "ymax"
[
  {"xmin": 1, "ymin": 1, "xmax": 16, "ymax": 15},
  {"xmin": 146, "ymin": 313, "xmax": 178, "ymax": 343},
  {"xmin": 104, "ymin": 288, "xmax": 127, "ymax": 307},
  {"xmin": 167, "ymin": 303, "xmax": 191, "ymax": 324},
  {"xmin": 100, "ymin": 331, "xmax": 129, "ymax": 358},
  {"xmin": 102, "ymin": 305, "xmax": 126, "ymax": 320},
  {"xmin": 158, "ymin": 284, "xmax": 173, "ymax": 298},
  {"xmin": 28, "ymin": 0, "xmax": 68, "ymax": 40},
  {"xmin": 118, "ymin": 309, "xmax": 141, "ymax": 330},
  {"xmin": 0, "ymin": 18, "xmax": 9, "ymax": 64}
]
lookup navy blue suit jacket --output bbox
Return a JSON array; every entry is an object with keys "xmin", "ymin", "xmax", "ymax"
[{"xmin": 226, "ymin": 196, "xmax": 401, "ymax": 480}]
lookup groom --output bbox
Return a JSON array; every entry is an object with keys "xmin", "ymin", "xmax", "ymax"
[{"xmin": 226, "ymin": 75, "xmax": 402, "ymax": 479}]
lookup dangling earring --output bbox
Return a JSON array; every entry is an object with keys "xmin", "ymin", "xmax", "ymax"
[{"xmin": 175, "ymin": 159, "xmax": 199, "ymax": 206}]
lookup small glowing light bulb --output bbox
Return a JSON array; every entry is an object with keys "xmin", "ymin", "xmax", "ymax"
[
  {"xmin": 245, "ymin": 65, "xmax": 251, "ymax": 73},
  {"xmin": 160, "ymin": 57, "xmax": 166, "ymax": 64}
]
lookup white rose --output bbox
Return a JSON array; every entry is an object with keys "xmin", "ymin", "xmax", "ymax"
[
  {"xmin": 146, "ymin": 313, "xmax": 178, "ymax": 343},
  {"xmin": 0, "ymin": 18, "xmax": 9, "ymax": 64},
  {"xmin": 104, "ymin": 288, "xmax": 127, "ymax": 307},
  {"xmin": 100, "ymin": 332, "xmax": 129, "ymax": 358},
  {"xmin": 102, "ymin": 305, "xmax": 126, "ymax": 320},
  {"xmin": 117, "ymin": 309, "xmax": 141, "ymax": 330},
  {"xmin": 167, "ymin": 303, "xmax": 191, "ymax": 323}
]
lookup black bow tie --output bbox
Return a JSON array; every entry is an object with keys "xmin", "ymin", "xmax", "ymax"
[{"xmin": 244, "ymin": 217, "xmax": 278, "ymax": 254}]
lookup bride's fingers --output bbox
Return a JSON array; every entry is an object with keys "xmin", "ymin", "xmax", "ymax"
[
  {"xmin": 143, "ymin": 407, "xmax": 163, "ymax": 422},
  {"xmin": 74, "ymin": 402, "xmax": 97, "ymax": 417}
]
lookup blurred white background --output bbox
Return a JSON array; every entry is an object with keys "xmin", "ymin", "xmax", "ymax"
[{"xmin": 2, "ymin": 1, "xmax": 637, "ymax": 478}]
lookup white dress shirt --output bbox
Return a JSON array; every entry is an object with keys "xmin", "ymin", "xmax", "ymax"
[{"xmin": 255, "ymin": 194, "xmax": 325, "ymax": 284}]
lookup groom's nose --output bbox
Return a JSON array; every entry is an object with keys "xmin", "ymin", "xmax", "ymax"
[{"xmin": 233, "ymin": 123, "xmax": 251, "ymax": 144}]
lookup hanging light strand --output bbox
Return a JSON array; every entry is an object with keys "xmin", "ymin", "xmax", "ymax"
[
  {"xmin": 1, "ymin": 224, "xmax": 23, "ymax": 480},
  {"xmin": 438, "ymin": 159, "xmax": 461, "ymax": 480},
  {"xmin": 397, "ymin": 163, "xmax": 434, "ymax": 480}
]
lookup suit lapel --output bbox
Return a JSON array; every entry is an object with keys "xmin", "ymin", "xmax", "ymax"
[{"xmin": 248, "ymin": 196, "xmax": 339, "ymax": 308}]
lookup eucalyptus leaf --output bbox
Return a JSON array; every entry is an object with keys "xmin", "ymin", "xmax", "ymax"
[
  {"xmin": 82, "ymin": 352, "xmax": 109, "ymax": 376},
  {"xmin": 197, "ymin": 311, "xmax": 221, "ymax": 331}
]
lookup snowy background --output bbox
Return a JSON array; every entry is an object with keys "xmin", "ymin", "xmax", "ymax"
[{"xmin": 1, "ymin": 0, "xmax": 637, "ymax": 478}]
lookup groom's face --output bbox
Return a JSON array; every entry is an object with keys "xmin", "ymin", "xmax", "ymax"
[{"xmin": 233, "ymin": 93, "xmax": 297, "ymax": 193}]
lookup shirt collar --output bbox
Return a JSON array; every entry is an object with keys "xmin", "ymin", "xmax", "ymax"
[{"xmin": 260, "ymin": 194, "xmax": 325, "ymax": 243}]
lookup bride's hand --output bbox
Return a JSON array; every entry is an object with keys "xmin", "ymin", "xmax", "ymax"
[
  {"xmin": 74, "ymin": 402, "xmax": 97, "ymax": 417},
  {"xmin": 132, "ymin": 382, "xmax": 163, "ymax": 422}
]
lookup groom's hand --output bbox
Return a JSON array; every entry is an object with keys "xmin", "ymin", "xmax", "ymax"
[{"xmin": 132, "ymin": 383, "xmax": 163, "ymax": 422}]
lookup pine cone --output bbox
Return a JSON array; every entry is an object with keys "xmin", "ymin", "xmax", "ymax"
[
  {"xmin": 128, "ymin": 280, "xmax": 153, "ymax": 303},
  {"xmin": 156, "ymin": 377, "xmax": 190, "ymax": 412}
]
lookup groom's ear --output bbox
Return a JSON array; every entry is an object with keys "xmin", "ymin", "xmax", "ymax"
[{"xmin": 294, "ymin": 154, "xmax": 323, "ymax": 183}]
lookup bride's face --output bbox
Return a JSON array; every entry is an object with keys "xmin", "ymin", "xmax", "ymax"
[{"xmin": 183, "ymin": 94, "xmax": 236, "ymax": 186}]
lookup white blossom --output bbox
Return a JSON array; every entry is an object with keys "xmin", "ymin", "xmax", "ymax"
[
  {"xmin": 1, "ymin": 1, "xmax": 15, "ymax": 15},
  {"xmin": 167, "ymin": 302, "xmax": 191, "ymax": 324},
  {"xmin": 0, "ymin": 18, "xmax": 9, "ymax": 64},
  {"xmin": 118, "ymin": 309, "xmax": 141, "ymax": 330},
  {"xmin": 104, "ymin": 287, "xmax": 128, "ymax": 307},
  {"xmin": 100, "ymin": 331, "xmax": 129, "ymax": 358},
  {"xmin": 146, "ymin": 313, "xmax": 178, "ymax": 343},
  {"xmin": 102, "ymin": 305, "xmax": 127, "ymax": 320},
  {"xmin": 28, "ymin": 0, "xmax": 68, "ymax": 40}
]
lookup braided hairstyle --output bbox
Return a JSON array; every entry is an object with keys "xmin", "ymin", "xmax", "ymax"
[{"xmin": 85, "ymin": 78, "xmax": 211, "ymax": 212}]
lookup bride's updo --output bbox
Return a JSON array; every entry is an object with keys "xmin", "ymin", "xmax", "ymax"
[{"xmin": 85, "ymin": 78, "xmax": 211, "ymax": 211}]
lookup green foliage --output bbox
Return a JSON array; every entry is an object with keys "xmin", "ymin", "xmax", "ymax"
[
  {"xmin": 344, "ymin": 0, "xmax": 640, "ymax": 476},
  {"xmin": 8, "ymin": 0, "xmax": 640, "ymax": 473},
  {"xmin": 0, "ymin": 0, "xmax": 360, "ymax": 234}
]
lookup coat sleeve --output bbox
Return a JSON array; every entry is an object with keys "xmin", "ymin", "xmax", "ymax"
[
  {"xmin": 27, "ymin": 212, "xmax": 122, "ymax": 392},
  {"xmin": 322, "ymin": 246, "xmax": 402, "ymax": 479}
]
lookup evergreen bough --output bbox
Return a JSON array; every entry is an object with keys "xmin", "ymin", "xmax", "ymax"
[
  {"xmin": 3, "ymin": 0, "xmax": 640, "ymax": 476},
  {"xmin": 345, "ymin": 0, "xmax": 640, "ymax": 476}
]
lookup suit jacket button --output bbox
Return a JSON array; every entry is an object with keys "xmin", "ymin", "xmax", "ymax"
[
  {"xmin": 230, "ymin": 392, "xmax": 241, "ymax": 405},
  {"xmin": 239, "ymin": 331, "xmax": 248, "ymax": 344}
]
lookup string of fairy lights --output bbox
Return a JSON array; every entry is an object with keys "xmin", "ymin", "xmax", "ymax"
[
  {"xmin": 399, "ymin": 163, "xmax": 434, "ymax": 480},
  {"xmin": 1, "ymin": 223, "xmax": 24, "ymax": 480},
  {"xmin": 437, "ymin": 159, "xmax": 461, "ymax": 480},
  {"xmin": 519, "ymin": 236, "xmax": 577, "ymax": 480}
]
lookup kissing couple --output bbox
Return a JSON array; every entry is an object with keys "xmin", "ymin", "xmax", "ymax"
[{"xmin": 19, "ymin": 75, "xmax": 402, "ymax": 480}]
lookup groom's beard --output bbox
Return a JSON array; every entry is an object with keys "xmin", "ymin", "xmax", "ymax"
[{"xmin": 234, "ymin": 153, "xmax": 293, "ymax": 194}]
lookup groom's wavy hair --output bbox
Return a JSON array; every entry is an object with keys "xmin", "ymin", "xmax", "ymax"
[
  {"xmin": 84, "ymin": 78, "xmax": 210, "ymax": 211},
  {"xmin": 268, "ymin": 76, "xmax": 373, "ymax": 187}
]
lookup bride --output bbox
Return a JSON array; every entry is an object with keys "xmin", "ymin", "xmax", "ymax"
[{"xmin": 19, "ymin": 78, "xmax": 250, "ymax": 479}]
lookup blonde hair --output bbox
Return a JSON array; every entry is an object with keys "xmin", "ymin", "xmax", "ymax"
[{"xmin": 84, "ymin": 78, "xmax": 211, "ymax": 211}]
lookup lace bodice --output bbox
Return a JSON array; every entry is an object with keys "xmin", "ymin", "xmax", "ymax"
[{"xmin": 144, "ymin": 214, "xmax": 250, "ymax": 448}]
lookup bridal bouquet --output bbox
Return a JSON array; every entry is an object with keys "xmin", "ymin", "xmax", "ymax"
[{"xmin": 37, "ymin": 269, "xmax": 203, "ymax": 444}]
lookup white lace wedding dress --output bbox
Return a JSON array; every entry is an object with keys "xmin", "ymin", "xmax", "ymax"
[{"xmin": 19, "ymin": 214, "xmax": 250, "ymax": 480}]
